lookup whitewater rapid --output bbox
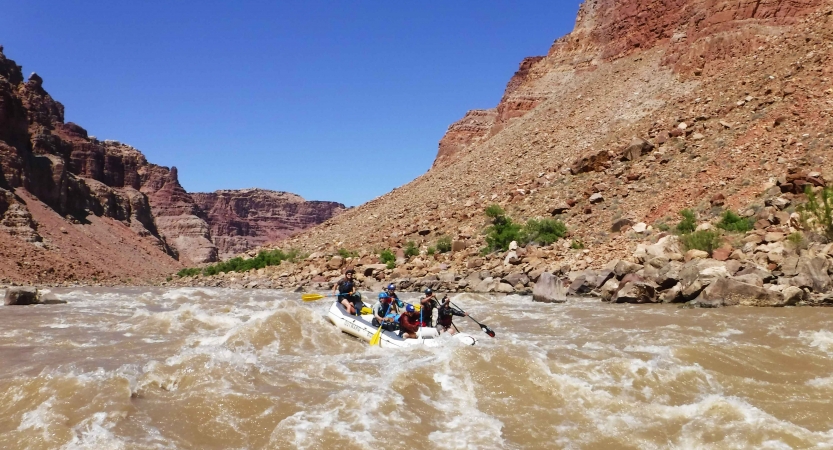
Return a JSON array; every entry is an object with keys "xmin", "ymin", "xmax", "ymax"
[{"xmin": 0, "ymin": 287, "xmax": 832, "ymax": 449}]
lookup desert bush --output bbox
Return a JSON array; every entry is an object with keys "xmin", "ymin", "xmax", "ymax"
[
  {"xmin": 798, "ymin": 186, "xmax": 833, "ymax": 240},
  {"xmin": 570, "ymin": 239, "xmax": 585, "ymax": 250},
  {"xmin": 523, "ymin": 218, "xmax": 567, "ymax": 245},
  {"xmin": 337, "ymin": 248, "xmax": 358, "ymax": 258},
  {"xmin": 787, "ymin": 232, "xmax": 808, "ymax": 250},
  {"xmin": 404, "ymin": 241, "xmax": 419, "ymax": 258},
  {"xmin": 676, "ymin": 209, "xmax": 697, "ymax": 234},
  {"xmin": 196, "ymin": 248, "xmax": 298, "ymax": 277},
  {"xmin": 426, "ymin": 246, "xmax": 436, "ymax": 256},
  {"xmin": 680, "ymin": 230, "xmax": 721, "ymax": 254},
  {"xmin": 436, "ymin": 236, "xmax": 452, "ymax": 253},
  {"xmin": 177, "ymin": 267, "xmax": 201, "ymax": 278},
  {"xmin": 716, "ymin": 210, "xmax": 752, "ymax": 233},
  {"xmin": 379, "ymin": 249, "xmax": 396, "ymax": 264}
]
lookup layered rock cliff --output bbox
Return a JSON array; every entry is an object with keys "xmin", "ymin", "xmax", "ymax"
[
  {"xmin": 191, "ymin": 189, "xmax": 346, "ymax": 259},
  {"xmin": 0, "ymin": 47, "xmax": 343, "ymax": 282},
  {"xmin": 241, "ymin": 0, "xmax": 832, "ymax": 293}
]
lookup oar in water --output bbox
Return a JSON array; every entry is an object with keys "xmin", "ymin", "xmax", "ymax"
[{"xmin": 451, "ymin": 302, "xmax": 496, "ymax": 338}]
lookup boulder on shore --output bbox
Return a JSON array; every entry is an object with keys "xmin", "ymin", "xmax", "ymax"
[
  {"xmin": 533, "ymin": 272, "xmax": 567, "ymax": 303},
  {"xmin": 696, "ymin": 277, "xmax": 790, "ymax": 307}
]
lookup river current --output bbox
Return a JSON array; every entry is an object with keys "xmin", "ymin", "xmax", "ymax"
[{"xmin": 0, "ymin": 287, "xmax": 832, "ymax": 449}]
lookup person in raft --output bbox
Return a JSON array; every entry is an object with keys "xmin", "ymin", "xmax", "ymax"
[
  {"xmin": 398, "ymin": 304, "xmax": 421, "ymax": 339},
  {"xmin": 436, "ymin": 295, "xmax": 466, "ymax": 335},
  {"xmin": 419, "ymin": 288, "xmax": 438, "ymax": 327},
  {"xmin": 333, "ymin": 269, "xmax": 363, "ymax": 315},
  {"xmin": 384, "ymin": 283, "xmax": 403, "ymax": 308},
  {"xmin": 372, "ymin": 292, "xmax": 398, "ymax": 332}
]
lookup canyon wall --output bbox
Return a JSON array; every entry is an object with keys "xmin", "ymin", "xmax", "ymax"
[
  {"xmin": 0, "ymin": 47, "xmax": 343, "ymax": 282},
  {"xmin": 191, "ymin": 189, "xmax": 346, "ymax": 259}
]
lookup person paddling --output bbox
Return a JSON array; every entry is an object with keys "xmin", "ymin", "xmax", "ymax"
[
  {"xmin": 372, "ymin": 292, "xmax": 398, "ymax": 331},
  {"xmin": 436, "ymin": 295, "xmax": 466, "ymax": 335},
  {"xmin": 333, "ymin": 269, "xmax": 362, "ymax": 315},
  {"xmin": 419, "ymin": 288, "xmax": 438, "ymax": 327},
  {"xmin": 398, "ymin": 304, "xmax": 420, "ymax": 339}
]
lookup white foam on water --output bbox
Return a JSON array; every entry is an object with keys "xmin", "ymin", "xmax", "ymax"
[
  {"xmin": 428, "ymin": 359, "xmax": 505, "ymax": 449},
  {"xmin": 801, "ymin": 329, "xmax": 833, "ymax": 354},
  {"xmin": 17, "ymin": 396, "xmax": 66, "ymax": 442},
  {"xmin": 62, "ymin": 411, "xmax": 126, "ymax": 450}
]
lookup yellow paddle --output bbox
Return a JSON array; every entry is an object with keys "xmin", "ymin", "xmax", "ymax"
[
  {"xmin": 301, "ymin": 293, "xmax": 331, "ymax": 302},
  {"xmin": 369, "ymin": 324, "xmax": 383, "ymax": 346}
]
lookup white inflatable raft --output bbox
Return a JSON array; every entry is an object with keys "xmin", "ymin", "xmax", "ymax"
[{"xmin": 326, "ymin": 301, "xmax": 477, "ymax": 347}]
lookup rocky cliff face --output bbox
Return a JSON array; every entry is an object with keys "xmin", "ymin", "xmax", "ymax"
[
  {"xmin": 0, "ymin": 47, "xmax": 343, "ymax": 282},
  {"xmin": 267, "ymin": 0, "xmax": 832, "ymax": 291},
  {"xmin": 434, "ymin": 0, "xmax": 823, "ymax": 167},
  {"xmin": 191, "ymin": 189, "xmax": 346, "ymax": 259}
]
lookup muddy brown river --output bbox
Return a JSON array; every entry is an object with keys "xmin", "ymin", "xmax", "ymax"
[{"xmin": 0, "ymin": 287, "xmax": 832, "ymax": 449}]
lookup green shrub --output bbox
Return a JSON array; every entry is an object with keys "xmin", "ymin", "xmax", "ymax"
[
  {"xmin": 404, "ymin": 241, "xmax": 419, "ymax": 258},
  {"xmin": 191, "ymin": 248, "xmax": 298, "ymax": 277},
  {"xmin": 337, "ymin": 248, "xmax": 358, "ymax": 258},
  {"xmin": 676, "ymin": 209, "xmax": 697, "ymax": 234},
  {"xmin": 485, "ymin": 204, "xmax": 505, "ymax": 219},
  {"xmin": 386, "ymin": 261, "xmax": 396, "ymax": 270},
  {"xmin": 570, "ymin": 239, "xmax": 585, "ymax": 250},
  {"xmin": 379, "ymin": 249, "xmax": 396, "ymax": 264},
  {"xmin": 177, "ymin": 267, "xmax": 201, "ymax": 278},
  {"xmin": 798, "ymin": 186, "xmax": 833, "ymax": 240},
  {"xmin": 716, "ymin": 210, "xmax": 753, "ymax": 233},
  {"xmin": 680, "ymin": 230, "xmax": 721, "ymax": 254},
  {"xmin": 426, "ymin": 246, "xmax": 436, "ymax": 256},
  {"xmin": 523, "ymin": 218, "xmax": 567, "ymax": 245},
  {"xmin": 436, "ymin": 236, "xmax": 452, "ymax": 253},
  {"xmin": 655, "ymin": 222, "xmax": 670, "ymax": 232},
  {"xmin": 484, "ymin": 204, "xmax": 523, "ymax": 251}
]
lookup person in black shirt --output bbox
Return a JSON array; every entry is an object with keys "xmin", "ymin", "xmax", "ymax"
[{"xmin": 333, "ymin": 269, "xmax": 363, "ymax": 315}]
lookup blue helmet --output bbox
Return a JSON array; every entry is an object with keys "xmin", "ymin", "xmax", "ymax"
[
  {"xmin": 387, "ymin": 283, "xmax": 396, "ymax": 291},
  {"xmin": 378, "ymin": 292, "xmax": 390, "ymax": 300},
  {"xmin": 405, "ymin": 304, "xmax": 415, "ymax": 313}
]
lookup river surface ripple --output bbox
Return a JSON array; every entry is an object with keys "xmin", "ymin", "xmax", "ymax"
[{"xmin": 0, "ymin": 287, "xmax": 832, "ymax": 449}]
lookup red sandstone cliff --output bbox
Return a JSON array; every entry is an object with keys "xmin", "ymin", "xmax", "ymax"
[
  {"xmin": 191, "ymin": 189, "xmax": 346, "ymax": 259},
  {"xmin": 0, "ymin": 47, "xmax": 342, "ymax": 282},
  {"xmin": 434, "ymin": 0, "xmax": 824, "ymax": 167}
]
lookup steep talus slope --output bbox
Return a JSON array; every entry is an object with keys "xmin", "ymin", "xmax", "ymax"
[
  {"xmin": 191, "ymin": 189, "xmax": 346, "ymax": 259},
  {"xmin": 277, "ymin": 0, "xmax": 832, "ymax": 272}
]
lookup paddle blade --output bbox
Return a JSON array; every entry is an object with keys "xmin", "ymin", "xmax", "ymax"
[
  {"xmin": 369, "ymin": 326, "xmax": 383, "ymax": 346},
  {"xmin": 360, "ymin": 306, "xmax": 372, "ymax": 315},
  {"xmin": 302, "ymin": 293, "xmax": 326, "ymax": 302},
  {"xmin": 481, "ymin": 325, "xmax": 496, "ymax": 337}
]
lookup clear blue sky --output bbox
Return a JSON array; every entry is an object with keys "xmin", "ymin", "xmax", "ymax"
[{"xmin": 1, "ymin": 1, "xmax": 580, "ymax": 206}]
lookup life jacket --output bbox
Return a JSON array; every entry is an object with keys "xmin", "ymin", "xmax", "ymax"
[{"xmin": 337, "ymin": 279, "xmax": 355, "ymax": 294}]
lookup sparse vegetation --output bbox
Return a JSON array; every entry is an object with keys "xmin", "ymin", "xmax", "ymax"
[
  {"xmin": 483, "ymin": 205, "xmax": 568, "ymax": 251},
  {"xmin": 183, "ymin": 248, "xmax": 303, "ymax": 277},
  {"xmin": 337, "ymin": 247, "xmax": 358, "ymax": 258},
  {"xmin": 523, "ymin": 218, "xmax": 567, "ymax": 245},
  {"xmin": 680, "ymin": 230, "xmax": 721, "ymax": 255},
  {"xmin": 404, "ymin": 241, "xmax": 419, "ymax": 258},
  {"xmin": 426, "ymin": 246, "xmax": 436, "ymax": 256},
  {"xmin": 716, "ymin": 210, "xmax": 753, "ymax": 233},
  {"xmin": 676, "ymin": 209, "xmax": 697, "ymax": 234},
  {"xmin": 379, "ymin": 249, "xmax": 396, "ymax": 265},
  {"xmin": 436, "ymin": 236, "xmax": 452, "ymax": 253},
  {"xmin": 655, "ymin": 221, "xmax": 670, "ymax": 232},
  {"xmin": 484, "ymin": 205, "xmax": 523, "ymax": 252},
  {"xmin": 177, "ymin": 267, "xmax": 201, "ymax": 278},
  {"xmin": 798, "ymin": 186, "xmax": 833, "ymax": 240},
  {"xmin": 570, "ymin": 239, "xmax": 585, "ymax": 250}
]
